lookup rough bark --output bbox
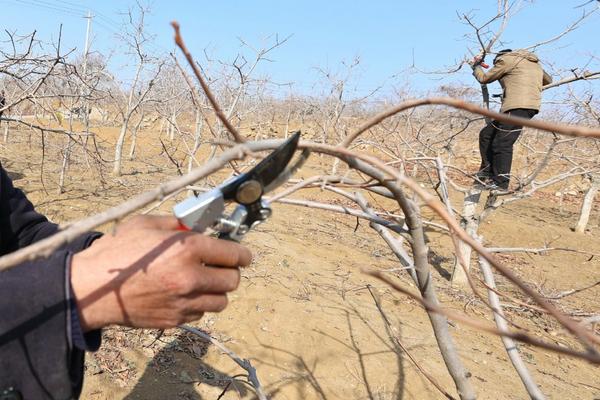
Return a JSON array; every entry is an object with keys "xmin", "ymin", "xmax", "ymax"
[
  {"xmin": 113, "ymin": 116, "xmax": 130, "ymax": 175},
  {"xmin": 349, "ymin": 159, "xmax": 476, "ymax": 400},
  {"xmin": 479, "ymin": 254, "xmax": 545, "ymax": 400},
  {"xmin": 574, "ymin": 175, "xmax": 598, "ymax": 233},
  {"xmin": 452, "ymin": 188, "xmax": 483, "ymax": 284}
]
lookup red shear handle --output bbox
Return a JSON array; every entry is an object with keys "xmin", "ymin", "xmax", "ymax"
[{"xmin": 176, "ymin": 221, "xmax": 191, "ymax": 231}]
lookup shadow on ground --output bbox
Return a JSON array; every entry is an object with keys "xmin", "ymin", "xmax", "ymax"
[{"xmin": 123, "ymin": 330, "xmax": 250, "ymax": 400}]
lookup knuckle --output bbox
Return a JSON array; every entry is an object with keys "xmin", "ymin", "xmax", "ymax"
[
  {"xmin": 176, "ymin": 239, "xmax": 196, "ymax": 262},
  {"xmin": 168, "ymin": 272, "xmax": 196, "ymax": 296},
  {"xmin": 231, "ymin": 244, "xmax": 251, "ymax": 267}
]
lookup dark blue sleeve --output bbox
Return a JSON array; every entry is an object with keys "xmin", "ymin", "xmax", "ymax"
[
  {"xmin": 0, "ymin": 164, "xmax": 97, "ymax": 255},
  {"xmin": 0, "ymin": 165, "xmax": 59, "ymax": 255},
  {"xmin": 0, "ymin": 163, "xmax": 102, "ymax": 398},
  {"xmin": 0, "ymin": 249, "xmax": 86, "ymax": 399}
]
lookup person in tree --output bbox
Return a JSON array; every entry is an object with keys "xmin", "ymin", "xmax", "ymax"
[{"xmin": 470, "ymin": 49, "xmax": 552, "ymax": 190}]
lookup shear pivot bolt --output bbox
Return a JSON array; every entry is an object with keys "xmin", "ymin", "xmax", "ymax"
[{"xmin": 236, "ymin": 180, "xmax": 263, "ymax": 204}]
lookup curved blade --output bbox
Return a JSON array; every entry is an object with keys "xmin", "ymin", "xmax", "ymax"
[{"xmin": 220, "ymin": 132, "xmax": 301, "ymax": 200}]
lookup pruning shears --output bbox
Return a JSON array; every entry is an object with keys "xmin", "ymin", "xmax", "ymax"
[
  {"xmin": 173, "ymin": 132, "xmax": 304, "ymax": 242},
  {"xmin": 469, "ymin": 52, "xmax": 490, "ymax": 69}
]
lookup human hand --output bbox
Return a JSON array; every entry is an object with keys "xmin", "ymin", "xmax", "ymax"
[
  {"xmin": 468, "ymin": 55, "xmax": 489, "ymax": 69},
  {"xmin": 70, "ymin": 215, "xmax": 252, "ymax": 331},
  {"xmin": 467, "ymin": 55, "xmax": 483, "ymax": 67}
]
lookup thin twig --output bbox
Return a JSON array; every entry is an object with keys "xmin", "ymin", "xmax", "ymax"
[
  {"xmin": 179, "ymin": 325, "xmax": 267, "ymax": 400},
  {"xmin": 171, "ymin": 21, "xmax": 246, "ymax": 143},
  {"xmin": 366, "ymin": 269, "xmax": 600, "ymax": 364},
  {"xmin": 366, "ymin": 285, "xmax": 456, "ymax": 400}
]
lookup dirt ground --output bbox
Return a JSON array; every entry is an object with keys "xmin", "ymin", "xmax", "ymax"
[{"xmin": 2, "ymin": 124, "xmax": 599, "ymax": 399}]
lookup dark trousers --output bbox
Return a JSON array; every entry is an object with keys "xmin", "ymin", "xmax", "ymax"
[{"xmin": 478, "ymin": 108, "xmax": 537, "ymax": 189}]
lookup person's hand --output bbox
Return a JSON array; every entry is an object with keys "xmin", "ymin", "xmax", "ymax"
[
  {"xmin": 70, "ymin": 215, "xmax": 252, "ymax": 331},
  {"xmin": 467, "ymin": 55, "xmax": 483, "ymax": 67}
]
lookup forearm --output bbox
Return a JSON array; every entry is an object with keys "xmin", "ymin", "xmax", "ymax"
[
  {"xmin": 472, "ymin": 59, "xmax": 506, "ymax": 84},
  {"xmin": 472, "ymin": 65, "xmax": 488, "ymax": 83}
]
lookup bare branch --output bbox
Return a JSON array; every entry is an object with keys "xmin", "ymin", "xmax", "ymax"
[
  {"xmin": 179, "ymin": 325, "xmax": 267, "ymax": 400},
  {"xmin": 171, "ymin": 21, "xmax": 246, "ymax": 143}
]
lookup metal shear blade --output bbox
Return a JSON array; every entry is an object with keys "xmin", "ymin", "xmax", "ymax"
[{"xmin": 173, "ymin": 132, "xmax": 304, "ymax": 241}]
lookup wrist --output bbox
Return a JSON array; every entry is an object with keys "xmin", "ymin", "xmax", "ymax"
[{"xmin": 70, "ymin": 240, "xmax": 115, "ymax": 332}]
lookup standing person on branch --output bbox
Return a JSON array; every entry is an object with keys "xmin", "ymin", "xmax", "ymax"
[{"xmin": 470, "ymin": 49, "xmax": 552, "ymax": 190}]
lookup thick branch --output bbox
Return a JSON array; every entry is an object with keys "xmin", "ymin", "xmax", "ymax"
[
  {"xmin": 0, "ymin": 144, "xmax": 249, "ymax": 270},
  {"xmin": 478, "ymin": 255, "xmax": 546, "ymax": 400},
  {"xmin": 341, "ymin": 97, "xmax": 600, "ymax": 147},
  {"xmin": 543, "ymin": 71, "xmax": 600, "ymax": 91}
]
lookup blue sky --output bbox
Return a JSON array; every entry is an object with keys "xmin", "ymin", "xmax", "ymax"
[{"xmin": 1, "ymin": 0, "xmax": 598, "ymax": 98}]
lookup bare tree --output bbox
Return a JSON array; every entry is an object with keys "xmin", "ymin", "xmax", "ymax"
[{"xmin": 111, "ymin": 3, "xmax": 164, "ymax": 176}]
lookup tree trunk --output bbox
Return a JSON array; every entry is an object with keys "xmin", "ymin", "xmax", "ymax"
[
  {"xmin": 58, "ymin": 113, "xmax": 75, "ymax": 194},
  {"xmin": 58, "ymin": 136, "xmax": 73, "ymax": 194},
  {"xmin": 284, "ymin": 101, "xmax": 292, "ymax": 138},
  {"xmin": 3, "ymin": 122, "xmax": 8, "ymax": 143},
  {"xmin": 169, "ymin": 111, "xmax": 177, "ymax": 141},
  {"xmin": 187, "ymin": 110, "xmax": 203, "ymax": 173},
  {"xmin": 128, "ymin": 113, "xmax": 145, "ymax": 160},
  {"xmin": 574, "ymin": 175, "xmax": 599, "ymax": 233},
  {"xmin": 114, "ymin": 61, "xmax": 143, "ymax": 176},
  {"xmin": 113, "ymin": 116, "xmax": 130, "ymax": 176},
  {"xmin": 348, "ymin": 159, "xmax": 476, "ymax": 399},
  {"xmin": 396, "ymin": 191, "xmax": 476, "ymax": 400},
  {"xmin": 452, "ymin": 187, "xmax": 483, "ymax": 285}
]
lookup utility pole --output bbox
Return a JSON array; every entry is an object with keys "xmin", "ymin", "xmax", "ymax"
[{"xmin": 82, "ymin": 11, "xmax": 93, "ymax": 134}]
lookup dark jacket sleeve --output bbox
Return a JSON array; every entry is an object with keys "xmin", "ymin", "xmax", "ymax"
[
  {"xmin": 0, "ymin": 164, "xmax": 100, "ymax": 399},
  {"xmin": 0, "ymin": 165, "xmax": 95, "ymax": 255}
]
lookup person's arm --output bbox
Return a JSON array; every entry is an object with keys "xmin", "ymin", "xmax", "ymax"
[
  {"xmin": 0, "ymin": 164, "xmax": 100, "ymax": 255},
  {"xmin": 0, "ymin": 249, "xmax": 85, "ymax": 399},
  {"xmin": 0, "ymin": 164, "xmax": 102, "ymax": 350},
  {"xmin": 0, "ymin": 164, "xmax": 59, "ymax": 254},
  {"xmin": 542, "ymin": 69, "xmax": 552, "ymax": 86},
  {"xmin": 472, "ymin": 58, "xmax": 509, "ymax": 84},
  {"xmin": 1, "ymin": 170, "xmax": 251, "ymax": 398},
  {"xmin": 0, "ymin": 164, "xmax": 102, "ymax": 398}
]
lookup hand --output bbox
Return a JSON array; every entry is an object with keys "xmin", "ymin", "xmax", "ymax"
[
  {"xmin": 467, "ymin": 55, "xmax": 483, "ymax": 67},
  {"xmin": 70, "ymin": 215, "xmax": 252, "ymax": 331}
]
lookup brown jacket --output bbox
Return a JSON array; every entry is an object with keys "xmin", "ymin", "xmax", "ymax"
[{"xmin": 473, "ymin": 50, "xmax": 552, "ymax": 113}]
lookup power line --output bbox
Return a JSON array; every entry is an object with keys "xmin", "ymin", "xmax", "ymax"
[
  {"xmin": 28, "ymin": 0, "xmax": 85, "ymax": 14},
  {"xmin": 2, "ymin": 0, "xmax": 170, "ymax": 57},
  {"xmin": 52, "ymin": 0, "xmax": 122, "ymax": 27},
  {"xmin": 35, "ymin": 0, "xmax": 124, "ymax": 30},
  {"xmin": 4, "ymin": 0, "xmax": 82, "ymax": 17}
]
